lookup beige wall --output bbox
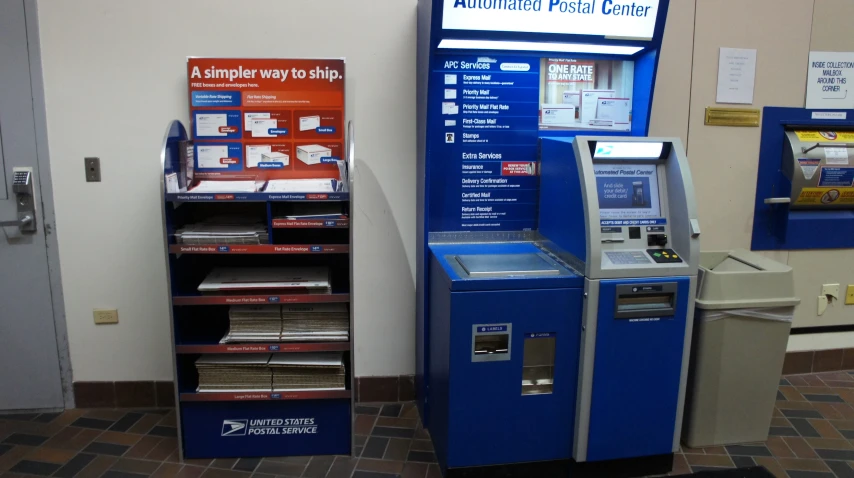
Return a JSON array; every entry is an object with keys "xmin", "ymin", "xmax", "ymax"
[
  {"xmin": 37, "ymin": 0, "xmax": 418, "ymax": 381},
  {"xmin": 37, "ymin": 0, "xmax": 854, "ymax": 384},
  {"xmin": 670, "ymin": 0, "xmax": 854, "ymax": 347}
]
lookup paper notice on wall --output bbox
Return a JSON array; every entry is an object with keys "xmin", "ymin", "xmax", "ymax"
[
  {"xmin": 716, "ymin": 47, "xmax": 757, "ymax": 104},
  {"xmin": 825, "ymin": 147, "xmax": 850, "ymax": 165},
  {"xmin": 246, "ymin": 145, "xmax": 273, "ymax": 168},
  {"xmin": 806, "ymin": 52, "xmax": 854, "ymax": 109},
  {"xmin": 197, "ymin": 145, "xmax": 230, "ymax": 169}
]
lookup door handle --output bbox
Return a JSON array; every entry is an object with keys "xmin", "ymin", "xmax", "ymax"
[
  {"xmin": 0, "ymin": 215, "xmax": 33, "ymax": 228},
  {"xmin": 2, "ymin": 168, "xmax": 37, "ymax": 234}
]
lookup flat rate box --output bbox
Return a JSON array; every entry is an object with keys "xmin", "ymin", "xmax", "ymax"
[
  {"xmin": 541, "ymin": 104, "xmax": 576, "ymax": 127},
  {"xmin": 297, "ymin": 145, "xmax": 332, "ymax": 165},
  {"xmin": 299, "ymin": 115, "xmax": 321, "ymax": 132},
  {"xmin": 262, "ymin": 152, "xmax": 290, "ymax": 167}
]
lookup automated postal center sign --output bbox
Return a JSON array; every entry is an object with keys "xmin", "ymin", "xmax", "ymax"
[{"xmin": 442, "ymin": 0, "xmax": 660, "ymax": 40}]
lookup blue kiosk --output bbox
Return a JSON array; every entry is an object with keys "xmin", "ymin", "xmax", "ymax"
[{"xmin": 416, "ymin": 0, "xmax": 704, "ymax": 476}]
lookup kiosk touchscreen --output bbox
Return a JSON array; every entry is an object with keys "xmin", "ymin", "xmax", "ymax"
[{"xmin": 540, "ymin": 136, "xmax": 701, "ymax": 463}]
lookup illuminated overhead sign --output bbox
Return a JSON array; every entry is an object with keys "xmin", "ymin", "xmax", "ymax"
[{"xmin": 442, "ymin": 0, "xmax": 661, "ymax": 40}]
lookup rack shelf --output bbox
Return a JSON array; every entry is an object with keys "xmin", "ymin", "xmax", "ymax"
[
  {"xmin": 161, "ymin": 113, "xmax": 355, "ymax": 459},
  {"xmin": 176, "ymin": 342, "xmax": 351, "ymax": 354},
  {"xmin": 272, "ymin": 218, "xmax": 350, "ymax": 229},
  {"xmin": 166, "ymin": 192, "xmax": 349, "ymax": 203},
  {"xmin": 172, "ymin": 293, "xmax": 350, "ymax": 306},
  {"xmin": 169, "ymin": 244, "xmax": 350, "ymax": 255},
  {"xmin": 180, "ymin": 390, "xmax": 351, "ymax": 402}
]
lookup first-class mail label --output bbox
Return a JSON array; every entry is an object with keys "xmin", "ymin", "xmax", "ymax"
[{"xmin": 442, "ymin": 0, "xmax": 660, "ymax": 40}]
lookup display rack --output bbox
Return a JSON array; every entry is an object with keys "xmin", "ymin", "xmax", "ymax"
[{"xmin": 160, "ymin": 120, "xmax": 355, "ymax": 459}]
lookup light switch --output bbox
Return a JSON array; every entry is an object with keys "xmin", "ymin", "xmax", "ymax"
[{"xmin": 846, "ymin": 285, "xmax": 854, "ymax": 305}]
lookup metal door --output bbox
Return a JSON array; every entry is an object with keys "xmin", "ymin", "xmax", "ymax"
[{"xmin": 0, "ymin": 0, "xmax": 66, "ymax": 410}]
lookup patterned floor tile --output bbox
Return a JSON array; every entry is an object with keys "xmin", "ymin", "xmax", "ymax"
[{"xmin": 6, "ymin": 371, "xmax": 854, "ymax": 477}]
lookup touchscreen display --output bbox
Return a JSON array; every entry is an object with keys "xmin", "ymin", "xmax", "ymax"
[{"xmin": 594, "ymin": 164, "xmax": 661, "ymax": 220}]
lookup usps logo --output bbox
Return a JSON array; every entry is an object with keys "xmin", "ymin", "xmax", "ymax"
[
  {"xmin": 595, "ymin": 145, "xmax": 614, "ymax": 157},
  {"xmin": 221, "ymin": 419, "xmax": 247, "ymax": 436}
]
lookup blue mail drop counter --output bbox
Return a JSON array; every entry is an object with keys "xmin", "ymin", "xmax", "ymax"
[{"xmin": 428, "ymin": 243, "xmax": 584, "ymax": 475}]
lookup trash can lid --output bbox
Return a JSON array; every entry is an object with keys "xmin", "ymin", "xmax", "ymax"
[{"xmin": 696, "ymin": 249, "xmax": 801, "ymax": 310}]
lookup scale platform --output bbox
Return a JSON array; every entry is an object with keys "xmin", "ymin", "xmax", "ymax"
[{"xmin": 453, "ymin": 253, "xmax": 563, "ymax": 278}]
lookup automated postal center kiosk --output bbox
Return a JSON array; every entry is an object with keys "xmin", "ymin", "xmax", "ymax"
[
  {"xmin": 539, "ymin": 136, "xmax": 701, "ymax": 465},
  {"xmin": 414, "ymin": 0, "xmax": 690, "ymax": 476}
]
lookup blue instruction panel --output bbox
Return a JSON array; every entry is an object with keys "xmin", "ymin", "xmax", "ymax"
[
  {"xmin": 819, "ymin": 167, "xmax": 854, "ymax": 187},
  {"xmin": 430, "ymin": 56, "xmax": 540, "ymax": 231}
]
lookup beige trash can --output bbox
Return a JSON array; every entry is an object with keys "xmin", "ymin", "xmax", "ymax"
[{"xmin": 682, "ymin": 249, "xmax": 801, "ymax": 448}]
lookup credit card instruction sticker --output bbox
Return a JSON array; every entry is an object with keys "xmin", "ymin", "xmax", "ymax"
[{"xmin": 594, "ymin": 163, "xmax": 662, "ymax": 220}]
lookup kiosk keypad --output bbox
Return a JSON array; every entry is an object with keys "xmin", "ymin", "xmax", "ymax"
[
  {"xmin": 605, "ymin": 251, "xmax": 652, "ymax": 265},
  {"xmin": 646, "ymin": 249, "xmax": 683, "ymax": 264}
]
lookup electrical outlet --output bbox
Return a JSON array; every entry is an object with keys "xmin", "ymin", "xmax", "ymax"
[
  {"xmin": 85, "ymin": 157, "xmax": 101, "ymax": 182},
  {"xmin": 847, "ymin": 285, "xmax": 854, "ymax": 305},
  {"xmin": 822, "ymin": 284, "xmax": 840, "ymax": 301},
  {"xmin": 93, "ymin": 308, "xmax": 118, "ymax": 325}
]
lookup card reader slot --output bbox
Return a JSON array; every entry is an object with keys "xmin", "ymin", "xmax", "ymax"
[{"xmin": 615, "ymin": 292, "xmax": 676, "ymax": 319}]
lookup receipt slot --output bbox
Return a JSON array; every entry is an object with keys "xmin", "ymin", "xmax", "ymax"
[{"xmin": 539, "ymin": 136, "xmax": 700, "ymax": 470}]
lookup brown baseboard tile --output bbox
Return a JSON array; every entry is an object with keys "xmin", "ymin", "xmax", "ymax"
[
  {"xmin": 356, "ymin": 375, "xmax": 415, "ymax": 403},
  {"xmin": 784, "ymin": 348, "xmax": 854, "ymax": 375},
  {"xmin": 74, "ymin": 381, "xmax": 175, "ymax": 408}
]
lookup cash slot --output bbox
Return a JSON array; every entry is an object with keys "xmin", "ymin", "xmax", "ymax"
[{"xmin": 614, "ymin": 288, "xmax": 677, "ymax": 319}]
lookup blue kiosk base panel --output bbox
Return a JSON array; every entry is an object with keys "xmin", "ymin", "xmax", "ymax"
[
  {"xmin": 180, "ymin": 399, "xmax": 351, "ymax": 459},
  {"xmin": 441, "ymin": 454, "xmax": 674, "ymax": 478}
]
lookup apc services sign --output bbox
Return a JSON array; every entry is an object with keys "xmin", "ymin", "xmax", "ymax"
[{"xmin": 442, "ymin": 0, "xmax": 660, "ymax": 40}]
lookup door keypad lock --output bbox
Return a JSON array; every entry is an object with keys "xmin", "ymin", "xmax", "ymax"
[{"xmin": 1, "ymin": 168, "xmax": 37, "ymax": 233}]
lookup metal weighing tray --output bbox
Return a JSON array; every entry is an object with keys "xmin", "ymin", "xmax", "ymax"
[{"xmin": 454, "ymin": 253, "xmax": 562, "ymax": 278}]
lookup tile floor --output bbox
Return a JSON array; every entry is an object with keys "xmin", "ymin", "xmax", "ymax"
[{"xmin": 2, "ymin": 371, "xmax": 854, "ymax": 478}]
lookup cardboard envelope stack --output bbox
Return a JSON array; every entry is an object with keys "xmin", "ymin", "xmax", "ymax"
[
  {"xmin": 198, "ymin": 267, "xmax": 332, "ymax": 295},
  {"xmin": 195, "ymin": 354, "xmax": 272, "ymax": 392},
  {"xmin": 269, "ymin": 353, "xmax": 346, "ymax": 391},
  {"xmin": 175, "ymin": 217, "xmax": 269, "ymax": 245},
  {"xmin": 281, "ymin": 304, "xmax": 350, "ymax": 342},
  {"xmin": 220, "ymin": 306, "xmax": 282, "ymax": 343}
]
